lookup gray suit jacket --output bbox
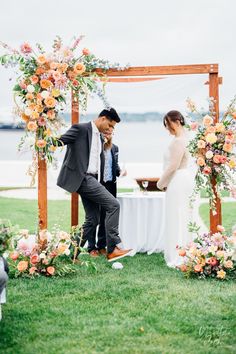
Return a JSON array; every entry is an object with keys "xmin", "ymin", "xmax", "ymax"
[{"xmin": 57, "ymin": 122, "xmax": 104, "ymax": 193}]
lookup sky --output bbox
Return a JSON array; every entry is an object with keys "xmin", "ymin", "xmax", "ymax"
[{"xmin": 0, "ymin": 0, "xmax": 235, "ymax": 116}]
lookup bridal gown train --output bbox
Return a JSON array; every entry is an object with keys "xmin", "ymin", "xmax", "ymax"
[{"xmin": 157, "ymin": 133, "xmax": 196, "ymax": 268}]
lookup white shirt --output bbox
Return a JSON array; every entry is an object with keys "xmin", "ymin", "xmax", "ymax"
[{"xmin": 87, "ymin": 121, "xmax": 101, "ymax": 179}]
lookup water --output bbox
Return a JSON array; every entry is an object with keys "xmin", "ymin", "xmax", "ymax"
[{"xmin": 0, "ymin": 121, "xmax": 171, "ymax": 163}]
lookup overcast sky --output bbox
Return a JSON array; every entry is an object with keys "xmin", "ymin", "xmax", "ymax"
[{"xmin": 0, "ymin": 0, "xmax": 235, "ymax": 115}]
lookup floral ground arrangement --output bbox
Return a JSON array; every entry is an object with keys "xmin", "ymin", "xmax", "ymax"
[
  {"xmin": 178, "ymin": 224, "xmax": 236, "ymax": 280},
  {"xmin": 0, "ymin": 220, "xmax": 93, "ymax": 278}
]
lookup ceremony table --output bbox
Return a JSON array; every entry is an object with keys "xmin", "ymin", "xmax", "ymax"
[{"xmin": 117, "ymin": 192, "xmax": 166, "ymax": 255}]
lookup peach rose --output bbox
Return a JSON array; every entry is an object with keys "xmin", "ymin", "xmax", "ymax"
[
  {"xmin": 29, "ymin": 266, "xmax": 37, "ymax": 275},
  {"xmin": 37, "ymin": 55, "xmax": 47, "ymax": 65},
  {"xmin": 74, "ymin": 62, "xmax": 86, "ymax": 75},
  {"xmin": 40, "ymin": 79, "xmax": 52, "ymax": 89},
  {"xmin": 223, "ymin": 143, "xmax": 232, "ymax": 153},
  {"xmin": 217, "ymin": 225, "xmax": 225, "ymax": 233},
  {"xmin": 47, "ymin": 110, "xmax": 56, "ymax": 120},
  {"xmin": 197, "ymin": 140, "xmax": 206, "ymax": 149},
  {"xmin": 10, "ymin": 251, "xmax": 19, "ymax": 261},
  {"xmin": 178, "ymin": 249, "xmax": 186, "ymax": 257},
  {"xmin": 30, "ymin": 75, "xmax": 39, "ymax": 84},
  {"xmin": 215, "ymin": 123, "xmax": 225, "ymax": 133},
  {"xmin": 17, "ymin": 260, "xmax": 28, "ymax": 272},
  {"xmin": 197, "ymin": 157, "xmax": 206, "ymax": 166},
  {"xmin": 44, "ymin": 97, "xmax": 56, "ymax": 108},
  {"xmin": 224, "ymin": 260, "xmax": 233, "ymax": 269},
  {"xmin": 50, "ymin": 62, "xmax": 59, "ymax": 70},
  {"xmin": 203, "ymin": 114, "xmax": 214, "ymax": 126},
  {"xmin": 31, "ymin": 111, "xmax": 39, "ymax": 120},
  {"xmin": 27, "ymin": 121, "xmax": 38, "ymax": 131},
  {"xmin": 36, "ymin": 139, "xmax": 47, "ymax": 149},
  {"xmin": 47, "ymin": 266, "xmax": 55, "ymax": 276},
  {"xmin": 58, "ymin": 63, "xmax": 68, "ymax": 73},
  {"xmin": 26, "ymin": 93, "xmax": 34, "ymax": 100},
  {"xmin": 82, "ymin": 48, "xmax": 90, "ymax": 56},
  {"xmin": 206, "ymin": 126, "xmax": 216, "ymax": 134},
  {"xmin": 194, "ymin": 264, "xmax": 203, "ymax": 273},
  {"xmin": 35, "ymin": 67, "xmax": 45, "ymax": 75},
  {"xmin": 30, "ymin": 254, "xmax": 40, "ymax": 265},
  {"xmin": 213, "ymin": 154, "xmax": 221, "ymax": 164}
]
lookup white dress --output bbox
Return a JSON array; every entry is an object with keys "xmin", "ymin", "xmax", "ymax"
[{"xmin": 157, "ymin": 132, "xmax": 195, "ymax": 268}]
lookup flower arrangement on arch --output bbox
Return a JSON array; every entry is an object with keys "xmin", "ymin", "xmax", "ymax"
[
  {"xmin": 8, "ymin": 226, "xmax": 74, "ymax": 277},
  {"xmin": 178, "ymin": 223, "xmax": 236, "ymax": 280},
  {"xmin": 187, "ymin": 97, "xmax": 236, "ymax": 211},
  {"xmin": 0, "ymin": 36, "xmax": 127, "ymax": 183}
]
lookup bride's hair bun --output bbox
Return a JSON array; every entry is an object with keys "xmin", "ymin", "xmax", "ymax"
[{"xmin": 163, "ymin": 110, "xmax": 185, "ymax": 127}]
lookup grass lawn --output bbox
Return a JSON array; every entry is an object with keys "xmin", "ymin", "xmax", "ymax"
[
  {"xmin": 0, "ymin": 196, "xmax": 236, "ymax": 353},
  {"xmin": 199, "ymin": 202, "xmax": 236, "ymax": 234}
]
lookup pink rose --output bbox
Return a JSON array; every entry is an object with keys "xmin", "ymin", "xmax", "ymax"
[{"xmin": 20, "ymin": 42, "xmax": 32, "ymax": 54}]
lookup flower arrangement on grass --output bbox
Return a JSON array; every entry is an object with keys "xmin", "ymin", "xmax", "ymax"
[
  {"xmin": 8, "ymin": 226, "xmax": 74, "ymax": 277},
  {"xmin": 178, "ymin": 223, "xmax": 236, "ymax": 280},
  {"xmin": 187, "ymin": 97, "xmax": 236, "ymax": 211},
  {"xmin": 0, "ymin": 36, "xmax": 126, "ymax": 183}
]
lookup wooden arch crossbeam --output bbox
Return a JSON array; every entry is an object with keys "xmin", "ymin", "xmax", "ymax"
[{"xmin": 38, "ymin": 64, "xmax": 221, "ymax": 234}]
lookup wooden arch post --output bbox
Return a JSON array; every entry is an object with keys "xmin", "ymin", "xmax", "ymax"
[
  {"xmin": 38, "ymin": 157, "xmax": 47, "ymax": 230},
  {"xmin": 71, "ymin": 91, "xmax": 79, "ymax": 227}
]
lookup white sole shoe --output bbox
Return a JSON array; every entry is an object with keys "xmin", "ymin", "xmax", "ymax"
[{"xmin": 107, "ymin": 250, "xmax": 132, "ymax": 262}]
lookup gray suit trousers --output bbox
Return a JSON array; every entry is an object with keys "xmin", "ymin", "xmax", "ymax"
[{"xmin": 78, "ymin": 175, "xmax": 121, "ymax": 254}]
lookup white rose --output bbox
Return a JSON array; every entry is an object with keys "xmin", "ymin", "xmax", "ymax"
[
  {"xmin": 25, "ymin": 108, "xmax": 32, "ymax": 116},
  {"xmin": 41, "ymin": 90, "xmax": 50, "ymax": 99},
  {"xmin": 27, "ymin": 84, "xmax": 35, "ymax": 93},
  {"xmin": 206, "ymin": 150, "xmax": 213, "ymax": 159},
  {"xmin": 39, "ymin": 252, "xmax": 46, "ymax": 259}
]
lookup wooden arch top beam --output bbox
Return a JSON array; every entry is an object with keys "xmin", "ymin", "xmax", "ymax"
[{"xmin": 96, "ymin": 64, "xmax": 218, "ymax": 77}]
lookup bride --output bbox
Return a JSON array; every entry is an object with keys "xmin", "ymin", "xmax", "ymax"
[{"xmin": 156, "ymin": 110, "xmax": 195, "ymax": 268}]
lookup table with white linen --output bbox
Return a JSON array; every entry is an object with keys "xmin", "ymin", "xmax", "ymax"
[{"xmin": 117, "ymin": 192, "xmax": 166, "ymax": 255}]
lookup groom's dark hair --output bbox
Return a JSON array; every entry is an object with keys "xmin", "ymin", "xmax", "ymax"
[
  {"xmin": 99, "ymin": 108, "xmax": 120, "ymax": 123},
  {"xmin": 163, "ymin": 110, "xmax": 185, "ymax": 127}
]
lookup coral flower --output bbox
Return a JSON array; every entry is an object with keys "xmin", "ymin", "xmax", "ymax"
[
  {"xmin": 10, "ymin": 251, "xmax": 19, "ymax": 261},
  {"xmin": 203, "ymin": 166, "xmax": 211, "ymax": 175},
  {"xmin": 194, "ymin": 264, "xmax": 203, "ymax": 273},
  {"xmin": 35, "ymin": 67, "xmax": 45, "ymax": 75},
  {"xmin": 17, "ymin": 261, "xmax": 28, "ymax": 272},
  {"xmin": 74, "ymin": 62, "xmax": 86, "ymax": 75},
  {"xmin": 44, "ymin": 97, "xmax": 56, "ymax": 108},
  {"xmin": 82, "ymin": 48, "xmax": 90, "ymax": 56},
  {"xmin": 27, "ymin": 121, "xmax": 38, "ymax": 131},
  {"xmin": 29, "ymin": 267, "xmax": 37, "ymax": 275},
  {"xmin": 30, "ymin": 254, "xmax": 40, "ymax": 265},
  {"xmin": 179, "ymin": 264, "xmax": 187, "ymax": 272},
  {"xmin": 178, "ymin": 249, "xmax": 186, "ymax": 257},
  {"xmin": 20, "ymin": 42, "xmax": 32, "ymax": 54},
  {"xmin": 36, "ymin": 139, "xmax": 47, "ymax": 148},
  {"xmin": 47, "ymin": 110, "xmax": 56, "ymax": 120},
  {"xmin": 213, "ymin": 155, "xmax": 221, "ymax": 164},
  {"xmin": 47, "ymin": 266, "xmax": 55, "ymax": 276},
  {"xmin": 30, "ymin": 75, "xmax": 39, "ymax": 84}
]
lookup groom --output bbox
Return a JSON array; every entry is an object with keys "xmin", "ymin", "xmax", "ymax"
[{"xmin": 57, "ymin": 108, "xmax": 131, "ymax": 262}]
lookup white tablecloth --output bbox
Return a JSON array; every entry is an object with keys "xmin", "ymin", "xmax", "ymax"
[{"xmin": 117, "ymin": 192, "xmax": 166, "ymax": 255}]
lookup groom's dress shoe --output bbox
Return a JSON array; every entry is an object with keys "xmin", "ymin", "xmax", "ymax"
[{"xmin": 107, "ymin": 247, "xmax": 132, "ymax": 262}]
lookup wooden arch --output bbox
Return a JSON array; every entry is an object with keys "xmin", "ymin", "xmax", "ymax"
[{"xmin": 38, "ymin": 63, "xmax": 221, "ymax": 233}]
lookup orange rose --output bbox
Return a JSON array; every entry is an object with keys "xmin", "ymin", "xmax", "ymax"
[
  {"xmin": 10, "ymin": 251, "xmax": 19, "ymax": 261},
  {"xmin": 74, "ymin": 62, "xmax": 86, "ymax": 75},
  {"xmin": 30, "ymin": 75, "xmax": 39, "ymax": 84},
  {"xmin": 178, "ymin": 249, "xmax": 186, "ymax": 257},
  {"xmin": 47, "ymin": 266, "xmax": 55, "ymax": 275},
  {"xmin": 27, "ymin": 121, "xmax": 38, "ymax": 131},
  {"xmin": 17, "ymin": 260, "xmax": 28, "ymax": 272},
  {"xmin": 30, "ymin": 254, "xmax": 40, "ymax": 265},
  {"xmin": 223, "ymin": 143, "xmax": 232, "ymax": 153},
  {"xmin": 44, "ymin": 97, "xmax": 56, "ymax": 108},
  {"xmin": 40, "ymin": 79, "xmax": 52, "ymax": 89},
  {"xmin": 197, "ymin": 157, "xmax": 205, "ymax": 166},
  {"xmin": 36, "ymin": 139, "xmax": 47, "ymax": 148}
]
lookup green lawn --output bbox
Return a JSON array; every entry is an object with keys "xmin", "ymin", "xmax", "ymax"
[
  {"xmin": 199, "ymin": 202, "xmax": 236, "ymax": 234},
  {"xmin": 0, "ymin": 196, "xmax": 236, "ymax": 353}
]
